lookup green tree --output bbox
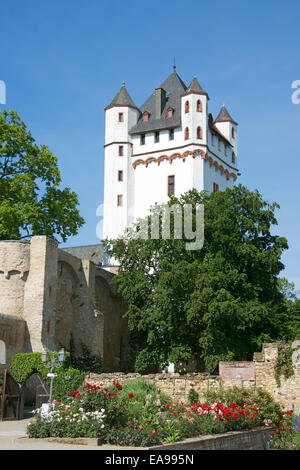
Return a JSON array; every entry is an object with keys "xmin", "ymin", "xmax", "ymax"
[
  {"xmin": 104, "ymin": 185, "xmax": 290, "ymax": 373},
  {"xmin": 0, "ymin": 110, "xmax": 84, "ymax": 241}
]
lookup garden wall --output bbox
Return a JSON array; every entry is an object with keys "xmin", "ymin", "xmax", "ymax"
[{"xmin": 85, "ymin": 341, "xmax": 300, "ymax": 413}]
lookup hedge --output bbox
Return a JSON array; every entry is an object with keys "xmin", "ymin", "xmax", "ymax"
[{"xmin": 10, "ymin": 352, "xmax": 86, "ymax": 402}]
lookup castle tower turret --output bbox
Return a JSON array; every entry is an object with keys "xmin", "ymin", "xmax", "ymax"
[
  {"xmin": 102, "ymin": 84, "xmax": 140, "ymax": 241},
  {"xmin": 181, "ymin": 77, "xmax": 209, "ymax": 146},
  {"xmin": 214, "ymin": 105, "xmax": 238, "ymax": 164}
]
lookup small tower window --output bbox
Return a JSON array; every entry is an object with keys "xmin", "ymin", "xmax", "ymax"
[
  {"xmin": 185, "ymin": 101, "xmax": 189, "ymax": 113},
  {"xmin": 118, "ymin": 113, "xmax": 124, "ymax": 122},
  {"xmin": 169, "ymin": 128, "xmax": 174, "ymax": 140},
  {"xmin": 118, "ymin": 170, "xmax": 123, "ymax": 181},
  {"xmin": 140, "ymin": 134, "xmax": 145, "ymax": 145},
  {"xmin": 118, "ymin": 145, "xmax": 124, "ymax": 156},
  {"xmin": 196, "ymin": 126, "xmax": 202, "ymax": 140},
  {"xmin": 232, "ymin": 152, "xmax": 236, "ymax": 164},
  {"xmin": 142, "ymin": 112, "xmax": 149, "ymax": 122},
  {"xmin": 184, "ymin": 127, "xmax": 189, "ymax": 140},
  {"xmin": 168, "ymin": 175, "xmax": 175, "ymax": 196},
  {"xmin": 232, "ymin": 127, "xmax": 235, "ymax": 139},
  {"xmin": 166, "ymin": 108, "xmax": 173, "ymax": 119},
  {"xmin": 218, "ymin": 138, "xmax": 221, "ymax": 151},
  {"xmin": 213, "ymin": 182, "xmax": 219, "ymax": 192},
  {"xmin": 196, "ymin": 99, "xmax": 202, "ymax": 112},
  {"xmin": 154, "ymin": 131, "xmax": 160, "ymax": 143},
  {"xmin": 117, "ymin": 194, "xmax": 123, "ymax": 206}
]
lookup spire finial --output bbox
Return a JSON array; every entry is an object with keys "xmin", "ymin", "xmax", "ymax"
[
  {"xmin": 122, "ymin": 81, "xmax": 125, "ymax": 87},
  {"xmin": 173, "ymin": 57, "xmax": 176, "ymax": 72}
]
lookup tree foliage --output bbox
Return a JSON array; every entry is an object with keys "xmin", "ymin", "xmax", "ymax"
[
  {"xmin": 0, "ymin": 110, "xmax": 84, "ymax": 241},
  {"xmin": 104, "ymin": 185, "xmax": 291, "ymax": 372}
]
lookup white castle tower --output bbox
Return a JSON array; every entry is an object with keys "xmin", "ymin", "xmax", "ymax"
[{"xmin": 102, "ymin": 69, "xmax": 239, "ymax": 242}]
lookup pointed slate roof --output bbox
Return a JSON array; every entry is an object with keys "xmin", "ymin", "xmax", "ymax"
[
  {"xmin": 182, "ymin": 76, "xmax": 209, "ymax": 98},
  {"xmin": 105, "ymin": 84, "xmax": 139, "ymax": 111},
  {"xmin": 129, "ymin": 71, "xmax": 188, "ymax": 135},
  {"xmin": 214, "ymin": 105, "xmax": 238, "ymax": 125}
]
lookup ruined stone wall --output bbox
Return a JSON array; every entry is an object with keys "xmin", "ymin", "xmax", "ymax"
[
  {"xmin": 85, "ymin": 342, "xmax": 300, "ymax": 413},
  {"xmin": 0, "ymin": 236, "xmax": 130, "ymax": 371}
]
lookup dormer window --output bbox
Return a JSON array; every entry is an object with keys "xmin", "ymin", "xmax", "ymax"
[
  {"xmin": 196, "ymin": 99, "xmax": 202, "ymax": 112},
  {"xmin": 185, "ymin": 101, "xmax": 189, "ymax": 113},
  {"xmin": 166, "ymin": 107, "xmax": 174, "ymax": 119},
  {"xmin": 142, "ymin": 111, "xmax": 149, "ymax": 122}
]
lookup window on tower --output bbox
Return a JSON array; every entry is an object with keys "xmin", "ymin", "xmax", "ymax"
[
  {"xmin": 184, "ymin": 127, "xmax": 189, "ymax": 140},
  {"xmin": 118, "ymin": 170, "xmax": 123, "ymax": 181},
  {"xmin": 118, "ymin": 113, "xmax": 124, "ymax": 122},
  {"xmin": 168, "ymin": 175, "xmax": 175, "ymax": 196},
  {"xmin": 169, "ymin": 128, "xmax": 174, "ymax": 140},
  {"xmin": 117, "ymin": 194, "xmax": 123, "ymax": 206},
  {"xmin": 140, "ymin": 134, "xmax": 145, "ymax": 145},
  {"xmin": 196, "ymin": 126, "xmax": 202, "ymax": 139},
  {"xmin": 118, "ymin": 145, "xmax": 124, "ymax": 156},
  {"xmin": 154, "ymin": 131, "xmax": 160, "ymax": 143},
  {"xmin": 185, "ymin": 101, "xmax": 189, "ymax": 113},
  {"xmin": 232, "ymin": 152, "xmax": 236, "ymax": 164},
  {"xmin": 196, "ymin": 99, "xmax": 202, "ymax": 112},
  {"xmin": 213, "ymin": 182, "xmax": 219, "ymax": 192},
  {"xmin": 232, "ymin": 127, "xmax": 235, "ymax": 138}
]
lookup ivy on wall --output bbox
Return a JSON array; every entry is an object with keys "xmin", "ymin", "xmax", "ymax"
[{"xmin": 274, "ymin": 341, "xmax": 294, "ymax": 387}]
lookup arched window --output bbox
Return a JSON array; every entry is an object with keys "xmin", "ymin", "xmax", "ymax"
[
  {"xmin": 196, "ymin": 99, "xmax": 202, "ymax": 112},
  {"xmin": 196, "ymin": 126, "xmax": 202, "ymax": 139},
  {"xmin": 232, "ymin": 127, "xmax": 235, "ymax": 138},
  {"xmin": 232, "ymin": 152, "xmax": 236, "ymax": 164},
  {"xmin": 184, "ymin": 127, "xmax": 189, "ymax": 140},
  {"xmin": 185, "ymin": 101, "xmax": 189, "ymax": 113}
]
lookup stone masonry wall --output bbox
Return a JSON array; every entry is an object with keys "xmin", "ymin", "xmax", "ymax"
[
  {"xmin": 0, "ymin": 236, "xmax": 130, "ymax": 371},
  {"xmin": 86, "ymin": 341, "xmax": 300, "ymax": 413}
]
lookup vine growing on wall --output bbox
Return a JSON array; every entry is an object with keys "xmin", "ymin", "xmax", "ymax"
[{"xmin": 274, "ymin": 341, "xmax": 294, "ymax": 387}]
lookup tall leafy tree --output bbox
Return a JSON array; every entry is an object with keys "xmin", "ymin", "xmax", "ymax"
[
  {"xmin": 104, "ymin": 185, "xmax": 290, "ymax": 372},
  {"xmin": 0, "ymin": 110, "xmax": 84, "ymax": 241}
]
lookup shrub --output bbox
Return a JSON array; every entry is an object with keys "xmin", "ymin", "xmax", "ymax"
[
  {"xmin": 9, "ymin": 352, "xmax": 86, "ymax": 403},
  {"xmin": 204, "ymin": 387, "xmax": 282, "ymax": 427},
  {"xmin": 188, "ymin": 388, "xmax": 199, "ymax": 406},
  {"xmin": 269, "ymin": 409, "xmax": 300, "ymax": 450}
]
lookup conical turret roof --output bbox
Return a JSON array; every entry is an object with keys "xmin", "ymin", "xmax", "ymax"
[
  {"xmin": 214, "ymin": 105, "xmax": 238, "ymax": 125},
  {"xmin": 105, "ymin": 84, "xmax": 139, "ymax": 111},
  {"xmin": 182, "ymin": 76, "xmax": 208, "ymax": 97}
]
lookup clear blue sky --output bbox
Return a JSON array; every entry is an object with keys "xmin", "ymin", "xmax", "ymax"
[{"xmin": 1, "ymin": 0, "xmax": 299, "ymax": 290}]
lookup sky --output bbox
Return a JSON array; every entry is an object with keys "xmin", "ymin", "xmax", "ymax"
[{"xmin": 0, "ymin": 0, "xmax": 299, "ymax": 291}]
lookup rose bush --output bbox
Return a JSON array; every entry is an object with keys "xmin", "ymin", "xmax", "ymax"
[{"xmin": 27, "ymin": 381, "xmax": 289, "ymax": 446}]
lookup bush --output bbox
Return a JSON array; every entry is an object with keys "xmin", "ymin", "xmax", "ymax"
[
  {"xmin": 269, "ymin": 409, "xmax": 300, "ymax": 450},
  {"xmin": 105, "ymin": 421, "xmax": 161, "ymax": 447},
  {"xmin": 9, "ymin": 352, "xmax": 86, "ymax": 403},
  {"xmin": 204, "ymin": 386, "xmax": 282, "ymax": 427}
]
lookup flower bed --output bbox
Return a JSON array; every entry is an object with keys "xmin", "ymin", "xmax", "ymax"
[
  {"xmin": 26, "ymin": 380, "xmax": 291, "ymax": 447},
  {"xmin": 269, "ymin": 407, "xmax": 300, "ymax": 450}
]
